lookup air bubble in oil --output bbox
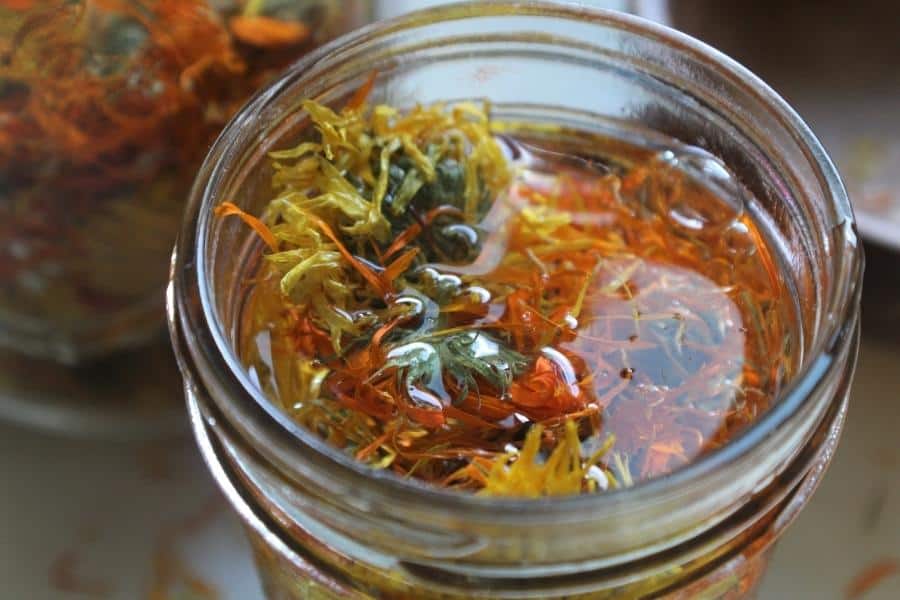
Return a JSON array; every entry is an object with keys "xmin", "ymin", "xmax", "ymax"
[
  {"xmin": 722, "ymin": 221, "xmax": 758, "ymax": 258},
  {"xmin": 655, "ymin": 148, "xmax": 746, "ymax": 236}
]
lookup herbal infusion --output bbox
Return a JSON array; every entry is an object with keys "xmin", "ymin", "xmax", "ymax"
[{"xmin": 223, "ymin": 89, "xmax": 795, "ymax": 497}]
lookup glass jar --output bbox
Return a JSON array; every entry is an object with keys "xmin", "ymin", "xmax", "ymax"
[
  {"xmin": 0, "ymin": 0, "xmax": 369, "ymax": 437},
  {"xmin": 0, "ymin": 0, "xmax": 368, "ymax": 364},
  {"xmin": 169, "ymin": 2, "xmax": 863, "ymax": 597}
]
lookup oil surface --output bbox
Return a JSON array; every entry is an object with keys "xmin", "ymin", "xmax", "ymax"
[{"xmin": 238, "ymin": 113, "xmax": 797, "ymax": 494}]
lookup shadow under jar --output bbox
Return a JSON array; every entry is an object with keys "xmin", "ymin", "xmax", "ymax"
[{"xmin": 169, "ymin": 3, "xmax": 863, "ymax": 598}]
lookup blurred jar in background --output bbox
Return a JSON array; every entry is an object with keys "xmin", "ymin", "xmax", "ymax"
[
  {"xmin": 0, "ymin": 0, "xmax": 369, "ymax": 437},
  {"xmin": 0, "ymin": 0, "xmax": 368, "ymax": 365}
]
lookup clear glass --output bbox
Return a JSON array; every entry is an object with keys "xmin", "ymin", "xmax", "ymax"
[{"xmin": 169, "ymin": 2, "xmax": 863, "ymax": 597}]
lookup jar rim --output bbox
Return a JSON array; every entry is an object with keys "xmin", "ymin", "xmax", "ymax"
[{"xmin": 174, "ymin": 0, "xmax": 862, "ymax": 520}]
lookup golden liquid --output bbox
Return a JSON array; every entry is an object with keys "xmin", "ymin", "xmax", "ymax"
[{"xmin": 239, "ymin": 124, "xmax": 797, "ymax": 492}]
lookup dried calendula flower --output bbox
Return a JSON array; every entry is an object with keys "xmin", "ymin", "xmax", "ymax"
[
  {"xmin": 478, "ymin": 421, "xmax": 616, "ymax": 497},
  {"xmin": 229, "ymin": 15, "xmax": 310, "ymax": 47}
]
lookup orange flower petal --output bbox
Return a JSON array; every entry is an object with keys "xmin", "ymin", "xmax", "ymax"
[{"xmin": 229, "ymin": 15, "xmax": 310, "ymax": 48}]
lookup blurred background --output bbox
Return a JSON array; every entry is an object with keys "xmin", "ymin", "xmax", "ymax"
[{"xmin": 1, "ymin": 1, "xmax": 898, "ymax": 598}]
